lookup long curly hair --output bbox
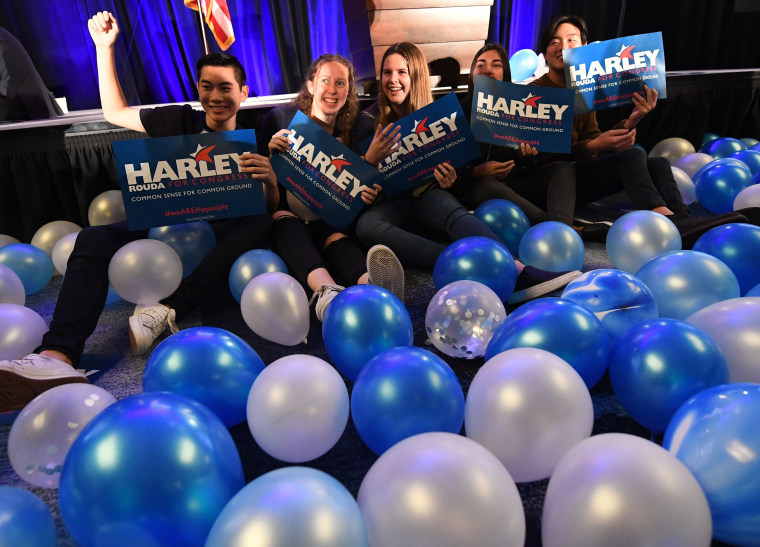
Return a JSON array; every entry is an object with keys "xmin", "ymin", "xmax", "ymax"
[{"xmin": 375, "ymin": 42, "xmax": 433, "ymax": 127}]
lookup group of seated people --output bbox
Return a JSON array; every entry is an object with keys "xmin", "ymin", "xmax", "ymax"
[{"xmin": 1, "ymin": 12, "xmax": 756, "ymax": 414}]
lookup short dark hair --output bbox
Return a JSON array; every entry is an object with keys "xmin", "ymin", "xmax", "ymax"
[
  {"xmin": 196, "ymin": 52, "xmax": 246, "ymax": 87},
  {"xmin": 539, "ymin": 15, "xmax": 589, "ymax": 55}
]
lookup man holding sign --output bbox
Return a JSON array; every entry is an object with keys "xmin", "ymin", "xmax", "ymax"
[{"xmin": 0, "ymin": 12, "xmax": 277, "ymax": 412}]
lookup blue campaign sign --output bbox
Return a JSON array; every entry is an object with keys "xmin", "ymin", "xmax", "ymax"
[
  {"xmin": 112, "ymin": 130, "xmax": 266, "ymax": 231},
  {"xmin": 469, "ymin": 75, "xmax": 574, "ymax": 153},
  {"xmin": 562, "ymin": 32, "xmax": 666, "ymax": 114},
  {"xmin": 270, "ymin": 110, "xmax": 380, "ymax": 231},
  {"xmin": 371, "ymin": 93, "xmax": 482, "ymax": 198}
]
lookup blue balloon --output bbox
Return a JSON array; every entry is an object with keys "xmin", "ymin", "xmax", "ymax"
[
  {"xmin": 60, "ymin": 392, "xmax": 244, "ymax": 547},
  {"xmin": 143, "ymin": 326, "xmax": 265, "ymax": 427},
  {"xmin": 323, "ymin": 285, "xmax": 413, "ymax": 381},
  {"xmin": 699, "ymin": 136, "xmax": 746, "ymax": 159},
  {"xmin": 753, "ymin": 142, "xmax": 760, "ymax": 152},
  {"xmin": 692, "ymin": 157, "xmax": 750, "ymax": 184},
  {"xmin": 105, "ymin": 283, "xmax": 122, "ymax": 305},
  {"xmin": 0, "ymin": 486, "xmax": 56, "ymax": 547},
  {"xmin": 633, "ymin": 143, "xmax": 647, "ymax": 154},
  {"xmin": 729, "ymin": 149, "xmax": 760, "ymax": 175},
  {"xmin": 433, "ymin": 236, "xmax": 517, "ymax": 302},
  {"xmin": 693, "ymin": 223, "xmax": 760, "ymax": 295},
  {"xmin": 485, "ymin": 298, "xmax": 611, "ymax": 388},
  {"xmin": 509, "ymin": 49, "xmax": 539, "ymax": 81},
  {"xmin": 636, "ymin": 250, "xmax": 740, "ymax": 320},
  {"xmin": 228, "ymin": 248, "xmax": 287, "ymax": 303},
  {"xmin": 206, "ymin": 467, "xmax": 368, "ymax": 547},
  {"xmin": 609, "ymin": 318, "xmax": 729, "ymax": 433},
  {"xmin": 351, "ymin": 346, "xmax": 465, "ymax": 455},
  {"xmin": 518, "ymin": 221, "xmax": 585, "ymax": 272},
  {"xmin": 663, "ymin": 383, "xmax": 760, "ymax": 546},
  {"xmin": 694, "ymin": 162, "xmax": 753, "ymax": 214},
  {"xmin": 748, "ymin": 282, "xmax": 760, "ymax": 297},
  {"xmin": 742, "ymin": 138, "xmax": 760, "ymax": 148},
  {"xmin": 561, "ymin": 269, "xmax": 658, "ymax": 343},
  {"xmin": 0, "ymin": 243, "xmax": 53, "ymax": 294},
  {"xmin": 473, "ymin": 199, "xmax": 530, "ymax": 256},
  {"xmin": 149, "ymin": 221, "xmax": 216, "ymax": 278}
]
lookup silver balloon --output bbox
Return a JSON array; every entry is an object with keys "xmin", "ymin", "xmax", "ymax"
[
  {"xmin": 0, "ymin": 303, "xmax": 48, "ymax": 360},
  {"xmin": 30, "ymin": 221, "xmax": 81, "ymax": 261},
  {"xmin": 649, "ymin": 137, "xmax": 696, "ymax": 164},
  {"xmin": 606, "ymin": 211, "xmax": 681, "ymax": 274},
  {"xmin": 686, "ymin": 297, "xmax": 760, "ymax": 383},
  {"xmin": 425, "ymin": 280, "xmax": 506, "ymax": 359},
  {"xmin": 465, "ymin": 348, "xmax": 593, "ymax": 483},
  {"xmin": 0, "ymin": 234, "xmax": 21, "ymax": 249},
  {"xmin": 671, "ymin": 165, "xmax": 696, "ymax": 205},
  {"xmin": 107, "ymin": 239, "xmax": 182, "ymax": 304},
  {"xmin": 246, "ymin": 354, "xmax": 349, "ymax": 462},
  {"xmin": 734, "ymin": 184, "xmax": 760, "ymax": 210},
  {"xmin": 0, "ymin": 264, "xmax": 25, "ymax": 305},
  {"xmin": 8, "ymin": 384, "xmax": 115, "ymax": 488},
  {"xmin": 358, "ymin": 432, "xmax": 526, "ymax": 547},
  {"xmin": 673, "ymin": 152, "xmax": 714, "ymax": 178},
  {"xmin": 51, "ymin": 232, "xmax": 78, "ymax": 275},
  {"xmin": 240, "ymin": 272, "xmax": 309, "ymax": 346},
  {"xmin": 88, "ymin": 190, "xmax": 126, "ymax": 226},
  {"xmin": 542, "ymin": 433, "xmax": 712, "ymax": 547}
]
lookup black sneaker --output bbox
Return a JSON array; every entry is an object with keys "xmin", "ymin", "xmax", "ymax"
[
  {"xmin": 671, "ymin": 212, "xmax": 749, "ymax": 249},
  {"xmin": 508, "ymin": 266, "xmax": 582, "ymax": 304},
  {"xmin": 579, "ymin": 223, "xmax": 610, "ymax": 243}
]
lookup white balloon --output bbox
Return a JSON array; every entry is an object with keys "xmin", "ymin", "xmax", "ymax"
[
  {"xmin": 606, "ymin": 211, "xmax": 681, "ymax": 274},
  {"xmin": 88, "ymin": 190, "xmax": 126, "ymax": 226},
  {"xmin": 8, "ymin": 384, "xmax": 115, "ymax": 488},
  {"xmin": 246, "ymin": 354, "xmax": 348, "ymax": 462},
  {"xmin": 542, "ymin": 433, "xmax": 712, "ymax": 547},
  {"xmin": 240, "ymin": 272, "xmax": 309, "ymax": 345},
  {"xmin": 30, "ymin": 221, "xmax": 81, "ymax": 261},
  {"xmin": 51, "ymin": 232, "xmax": 78, "ymax": 275},
  {"xmin": 358, "ymin": 432, "xmax": 525, "ymax": 547},
  {"xmin": 686, "ymin": 297, "xmax": 760, "ymax": 383},
  {"xmin": 108, "ymin": 239, "xmax": 182, "ymax": 304},
  {"xmin": 465, "ymin": 348, "xmax": 593, "ymax": 482},
  {"xmin": 0, "ymin": 264, "xmax": 25, "ymax": 305},
  {"xmin": 673, "ymin": 152, "xmax": 714, "ymax": 179},
  {"xmin": 649, "ymin": 137, "xmax": 695, "ymax": 164},
  {"xmin": 671, "ymin": 165, "xmax": 696, "ymax": 205},
  {"xmin": 0, "ymin": 303, "xmax": 48, "ymax": 360},
  {"xmin": 734, "ymin": 183, "xmax": 760, "ymax": 210},
  {"xmin": 0, "ymin": 234, "xmax": 20, "ymax": 249}
]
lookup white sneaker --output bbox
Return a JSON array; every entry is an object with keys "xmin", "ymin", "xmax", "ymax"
[
  {"xmin": 309, "ymin": 284, "xmax": 344, "ymax": 322},
  {"xmin": 367, "ymin": 244, "xmax": 405, "ymax": 301},
  {"xmin": 0, "ymin": 353, "xmax": 89, "ymax": 412},
  {"xmin": 129, "ymin": 304, "xmax": 178, "ymax": 355}
]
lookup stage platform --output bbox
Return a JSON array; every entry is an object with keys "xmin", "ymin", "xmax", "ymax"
[{"xmin": 1, "ymin": 69, "xmax": 758, "ymax": 242}]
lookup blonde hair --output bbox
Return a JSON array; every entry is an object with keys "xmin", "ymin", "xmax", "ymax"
[
  {"xmin": 293, "ymin": 54, "xmax": 359, "ymax": 143},
  {"xmin": 376, "ymin": 42, "xmax": 433, "ymax": 127}
]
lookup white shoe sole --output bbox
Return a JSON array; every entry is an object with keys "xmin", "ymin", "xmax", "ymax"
[
  {"xmin": 367, "ymin": 245, "xmax": 405, "ymax": 302},
  {"xmin": 129, "ymin": 315, "xmax": 153, "ymax": 355}
]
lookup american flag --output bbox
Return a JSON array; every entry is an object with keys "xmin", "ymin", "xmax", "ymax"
[{"xmin": 184, "ymin": 0, "xmax": 235, "ymax": 50}]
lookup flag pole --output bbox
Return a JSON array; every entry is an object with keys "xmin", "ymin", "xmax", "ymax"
[{"xmin": 195, "ymin": 0, "xmax": 210, "ymax": 54}]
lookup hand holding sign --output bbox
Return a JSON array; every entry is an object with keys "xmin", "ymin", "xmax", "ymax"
[
  {"xmin": 625, "ymin": 85, "xmax": 658, "ymax": 130},
  {"xmin": 433, "ymin": 162, "xmax": 457, "ymax": 189},
  {"xmin": 365, "ymin": 123, "xmax": 402, "ymax": 166},
  {"xmin": 268, "ymin": 129, "xmax": 291, "ymax": 156}
]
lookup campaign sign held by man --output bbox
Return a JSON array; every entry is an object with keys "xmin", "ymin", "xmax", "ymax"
[
  {"xmin": 470, "ymin": 75, "xmax": 574, "ymax": 153},
  {"xmin": 270, "ymin": 110, "xmax": 380, "ymax": 231},
  {"xmin": 562, "ymin": 32, "xmax": 666, "ymax": 114},
  {"xmin": 113, "ymin": 130, "xmax": 266, "ymax": 230},
  {"xmin": 370, "ymin": 93, "xmax": 482, "ymax": 198}
]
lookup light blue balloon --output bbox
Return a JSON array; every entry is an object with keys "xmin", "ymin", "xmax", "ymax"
[
  {"xmin": 693, "ymin": 223, "xmax": 760, "ymax": 295},
  {"xmin": 0, "ymin": 486, "xmax": 56, "ymax": 547},
  {"xmin": 695, "ymin": 162, "xmax": 753, "ymax": 214},
  {"xmin": 729, "ymin": 149, "xmax": 760, "ymax": 175},
  {"xmin": 473, "ymin": 199, "xmax": 530, "ymax": 256},
  {"xmin": 433, "ymin": 236, "xmax": 517, "ymax": 302},
  {"xmin": 702, "ymin": 132, "xmax": 720, "ymax": 146},
  {"xmin": 228, "ymin": 249, "xmax": 287, "ymax": 303},
  {"xmin": 323, "ymin": 285, "xmax": 413, "ymax": 381},
  {"xmin": 636, "ymin": 250, "xmax": 740, "ymax": 320},
  {"xmin": 149, "ymin": 221, "xmax": 216, "ymax": 278},
  {"xmin": 609, "ymin": 318, "xmax": 729, "ymax": 433},
  {"xmin": 485, "ymin": 298, "xmax": 611, "ymax": 388},
  {"xmin": 748, "ymin": 283, "xmax": 760, "ymax": 297},
  {"xmin": 753, "ymin": 142, "xmax": 760, "ymax": 152},
  {"xmin": 143, "ymin": 327, "xmax": 265, "ymax": 427},
  {"xmin": 518, "ymin": 221, "xmax": 585, "ymax": 272},
  {"xmin": 0, "ymin": 243, "xmax": 53, "ymax": 295},
  {"xmin": 206, "ymin": 467, "xmax": 368, "ymax": 547},
  {"xmin": 352, "ymin": 346, "xmax": 465, "ymax": 455},
  {"xmin": 59, "ymin": 392, "xmax": 244, "ymax": 547},
  {"xmin": 509, "ymin": 49, "xmax": 539, "ymax": 81},
  {"xmin": 741, "ymin": 137, "xmax": 759, "ymax": 148},
  {"xmin": 606, "ymin": 210, "xmax": 682, "ymax": 274},
  {"xmin": 104, "ymin": 283, "xmax": 122, "ymax": 306},
  {"xmin": 699, "ymin": 136, "xmax": 746, "ymax": 159},
  {"xmin": 663, "ymin": 383, "xmax": 760, "ymax": 546},
  {"xmin": 561, "ymin": 269, "xmax": 658, "ymax": 343}
]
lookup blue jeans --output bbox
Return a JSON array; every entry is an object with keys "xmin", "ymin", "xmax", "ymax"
[{"xmin": 356, "ymin": 188, "xmax": 500, "ymax": 269}]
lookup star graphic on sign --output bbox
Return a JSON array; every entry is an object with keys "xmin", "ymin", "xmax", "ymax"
[
  {"xmin": 521, "ymin": 93, "xmax": 542, "ymax": 108},
  {"xmin": 413, "ymin": 117, "xmax": 430, "ymax": 135},
  {"xmin": 190, "ymin": 144, "xmax": 216, "ymax": 163},
  {"xmin": 616, "ymin": 44, "xmax": 635, "ymax": 59},
  {"xmin": 330, "ymin": 154, "xmax": 351, "ymax": 172}
]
